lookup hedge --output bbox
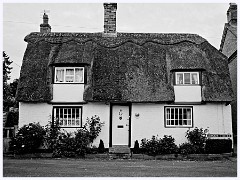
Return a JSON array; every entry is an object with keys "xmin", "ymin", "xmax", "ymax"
[{"xmin": 205, "ymin": 139, "xmax": 232, "ymax": 154}]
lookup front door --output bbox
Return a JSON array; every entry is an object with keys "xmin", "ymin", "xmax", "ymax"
[{"xmin": 111, "ymin": 104, "xmax": 130, "ymax": 146}]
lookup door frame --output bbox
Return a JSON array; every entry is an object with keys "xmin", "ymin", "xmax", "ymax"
[{"xmin": 109, "ymin": 103, "xmax": 132, "ymax": 147}]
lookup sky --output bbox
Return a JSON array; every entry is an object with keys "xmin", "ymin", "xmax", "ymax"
[{"xmin": 2, "ymin": 1, "xmax": 233, "ymax": 82}]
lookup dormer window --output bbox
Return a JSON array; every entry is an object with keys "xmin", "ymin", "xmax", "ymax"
[
  {"xmin": 176, "ymin": 72, "xmax": 199, "ymax": 85},
  {"xmin": 55, "ymin": 67, "xmax": 84, "ymax": 83}
]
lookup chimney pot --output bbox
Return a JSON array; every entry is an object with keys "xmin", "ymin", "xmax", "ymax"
[{"xmin": 40, "ymin": 12, "xmax": 51, "ymax": 33}]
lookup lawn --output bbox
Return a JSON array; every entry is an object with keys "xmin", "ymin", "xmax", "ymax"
[{"xmin": 3, "ymin": 157, "xmax": 237, "ymax": 177}]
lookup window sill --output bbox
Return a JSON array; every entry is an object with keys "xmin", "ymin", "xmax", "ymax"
[
  {"xmin": 174, "ymin": 84, "xmax": 201, "ymax": 86},
  {"xmin": 165, "ymin": 126, "xmax": 193, "ymax": 128},
  {"xmin": 54, "ymin": 83, "xmax": 85, "ymax": 84}
]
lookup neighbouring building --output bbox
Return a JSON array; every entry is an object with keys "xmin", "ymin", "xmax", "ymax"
[
  {"xmin": 16, "ymin": 3, "xmax": 233, "ymax": 152},
  {"xmin": 219, "ymin": 3, "xmax": 237, "ymax": 144}
]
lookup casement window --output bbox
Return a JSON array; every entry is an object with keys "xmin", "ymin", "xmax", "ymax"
[
  {"xmin": 175, "ymin": 72, "xmax": 199, "ymax": 85},
  {"xmin": 55, "ymin": 67, "xmax": 84, "ymax": 83},
  {"xmin": 53, "ymin": 106, "xmax": 82, "ymax": 127},
  {"xmin": 165, "ymin": 107, "xmax": 193, "ymax": 128}
]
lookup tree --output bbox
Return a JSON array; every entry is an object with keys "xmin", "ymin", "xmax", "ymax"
[
  {"xmin": 3, "ymin": 51, "xmax": 14, "ymax": 111},
  {"xmin": 10, "ymin": 79, "xmax": 19, "ymax": 98},
  {"xmin": 3, "ymin": 51, "xmax": 12, "ymax": 83}
]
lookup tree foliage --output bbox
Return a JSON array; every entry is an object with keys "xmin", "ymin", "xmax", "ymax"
[
  {"xmin": 3, "ymin": 51, "xmax": 12, "ymax": 83},
  {"xmin": 3, "ymin": 51, "xmax": 18, "ymax": 111}
]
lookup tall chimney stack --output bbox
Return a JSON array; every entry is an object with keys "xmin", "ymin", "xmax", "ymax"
[
  {"xmin": 103, "ymin": 3, "xmax": 117, "ymax": 37},
  {"xmin": 227, "ymin": 3, "xmax": 237, "ymax": 26},
  {"xmin": 40, "ymin": 12, "xmax": 51, "ymax": 33}
]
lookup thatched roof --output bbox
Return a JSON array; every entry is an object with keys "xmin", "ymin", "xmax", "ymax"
[{"xmin": 16, "ymin": 32, "xmax": 233, "ymax": 102}]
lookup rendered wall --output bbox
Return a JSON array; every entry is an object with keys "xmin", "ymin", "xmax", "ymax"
[
  {"xmin": 19, "ymin": 102, "xmax": 52, "ymax": 128},
  {"xmin": 131, "ymin": 103, "xmax": 232, "ymax": 147},
  {"xmin": 19, "ymin": 102, "xmax": 232, "ymax": 148},
  {"xmin": 174, "ymin": 86, "xmax": 201, "ymax": 102},
  {"xmin": 52, "ymin": 84, "xmax": 85, "ymax": 102}
]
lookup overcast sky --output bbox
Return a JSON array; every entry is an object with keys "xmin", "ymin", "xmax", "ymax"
[{"xmin": 3, "ymin": 1, "xmax": 232, "ymax": 81}]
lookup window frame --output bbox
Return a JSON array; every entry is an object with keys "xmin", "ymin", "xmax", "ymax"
[
  {"xmin": 175, "ymin": 72, "xmax": 200, "ymax": 85},
  {"xmin": 54, "ymin": 67, "xmax": 85, "ymax": 84},
  {"xmin": 164, "ymin": 106, "xmax": 193, "ymax": 128},
  {"xmin": 52, "ymin": 106, "xmax": 83, "ymax": 128}
]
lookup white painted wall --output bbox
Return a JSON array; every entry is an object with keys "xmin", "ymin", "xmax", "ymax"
[
  {"xmin": 19, "ymin": 102, "xmax": 52, "ymax": 128},
  {"xmin": 19, "ymin": 101, "xmax": 232, "ymax": 149},
  {"xmin": 174, "ymin": 86, "xmax": 201, "ymax": 102},
  {"xmin": 52, "ymin": 84, "xmax": 85, "ymax": 102},
  {"xmin": 131, "ymin": 103, "xmax": 232, "ymax": 147}
]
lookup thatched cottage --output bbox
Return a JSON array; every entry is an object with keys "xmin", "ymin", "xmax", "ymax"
[{"xmin": 16, "ymin": 3, "xmax": 233, "ymax": 151}]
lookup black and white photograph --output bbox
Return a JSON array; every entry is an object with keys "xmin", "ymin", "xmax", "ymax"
[{"xmin": 2, "ymin": 0, "xmax": 237, "ymax": 177}]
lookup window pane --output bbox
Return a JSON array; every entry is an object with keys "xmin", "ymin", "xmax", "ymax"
[
  {"xmin": 187, "ymin": 109, "xmax": 191, "ymax": 119},
  {"xmin": 68, "ymin": 109, "xmax": 71, "ymax": 118},
  {"xmin": 175, "ymin": 108, "xmax": 178, "ymax": 120},
  {"xmin": 65, "ymin": 76, "xmax": 74, "ymax": 82},
  {"xmin": 179, "ymin": 108, "xmax": 182, "ymax": 119},
  {"xmin": 183, "ymin": 109, "xmax": 187, "ymax": 119},
  {"xmin": 176, "ymin": 73, "xmax": 183, "ymax": 84},
  {"xmin": 171, "ymin": 108, "xmax": 174, "ymax": 119},
  {"xmin": 56, "ymin": 69, "xmax": 64, "ymax": 82},
  {"xmin": 75, "ymin": 68, "xmax": 83, "ymax": 82},
  {"xmin": 179, "ymin": 120, "xmax": 182, "ymax": 125},
  {"xmin": 66, "ymin": 69, "xmax": 74, "ymax": 75},
  {"xmin": 166, "ymin": 108, "xmax": 170, "ymax": 119},
  {"xmin": 184, "ymin": 73, "xmax": 190, "ymax": 84},
  {"xmin": 191, "ymin": 73, "xmax": 198, "ymax": 84}
]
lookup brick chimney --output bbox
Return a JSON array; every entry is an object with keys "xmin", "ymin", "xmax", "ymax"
[
  {"xmin": 40, "ymin": 12, "xmax": 51, "ymax": 33},
  {"xmin": 103, "ymin": 3, "xmax": 117, "ymax": 37},
  {"xmin": 227, "ymin": 3, "xmax": 237, "ymax": 26}
]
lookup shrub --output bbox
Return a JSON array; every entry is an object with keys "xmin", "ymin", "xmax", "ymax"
[
  {"xmin": 185, "ymin": 127, "xmax": 208, "ymax": 153},
  {"xmin": 52, "ymin": 131, "xmax": 77, "ymax": 158},
  {"xmin": 86, "ymin": 146, "xmax": 99, "ymax": 154},
  {"xmin": 51, "ymin": 115, "xmax": 104, "ymax": 157},
  {"xmin": 179, "ymin": 142, "xmax": 198, "ymax": 155},
  {"xmin": 98, "ymin": 139, "xmax": 105, "ymax": 153},
  {"xmin": 141, "ymin": 135, "xmax": 178, "ymax": 156},
  {"xmin": 44, "ymin": 119, "xmax": 61, "ymax": 150},
  {"xmin": 205, "ymin": 139, "xmax": 232, "ymax": 154},
  {"xmin": 84, "ymin": 115, "xmax": 104, "ymax": 143},
  {"xmin": 74, "ymin": 129, "xmax": 91, "ymax": 156},
  {"xmin": 132, "ymin": 140, "xmax": 140, "ymax": 154},
  {"xmin": 141, "ymin": 136, "xmax": 161, "ymax": 156},
  {"xmin": 10, "ymin": 122, "xmax": 46, "ymax": 154},
  {"xmin": 161, "ymin": 135, "xmax": 178, "ymax": 154}
]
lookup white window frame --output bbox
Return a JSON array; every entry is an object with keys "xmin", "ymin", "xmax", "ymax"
[
  {"xmin": 175, "ymin": 72, "xmax": 199, "ymax": 85},
  {"xmin": 55, "ymin": 67, "xmax": 84, "ymax": 83},
  {"xmin": 53, "ymin": 106, "xmax": 82, "ymax": 128},
  {"xmin": 165, "ymin": 106, "xmax": 193, "ymax": 128}
]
